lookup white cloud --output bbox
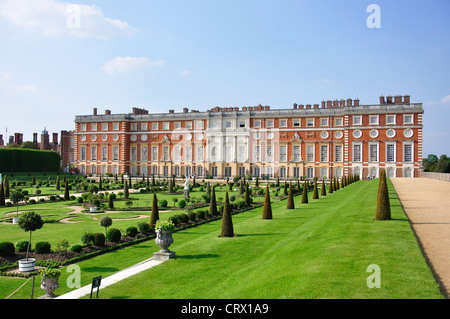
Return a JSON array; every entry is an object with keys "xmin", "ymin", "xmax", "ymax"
[
  {"xmin": 181, "ymin": 70, "xmax": 190, "ymax": 76},
  {"xmin": 0, "ymin": 0, "xmax": 136, "ymax": 39},
  {"xmin": 0, "ymin": 71, "xmax": 38, "ymax": 95},
  {"xmin": 426, "ymin": 95, "xmax": 450, "ymax": 106},
  {"xmin": 102, "ymin": 57, "xmax": 164, "ymax": 74}
]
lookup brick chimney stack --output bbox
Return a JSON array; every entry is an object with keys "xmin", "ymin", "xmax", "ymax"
[
  {"xmin": 379, "ymin": 96, "xmax": 385, "ymax": 105},
  {"xmin": 93, "ymin": 108, "xmax": 97, "ymax": 116},
  {"xmin": 404, "ymin": 95, "xmax": 411, "ymax": 104}
]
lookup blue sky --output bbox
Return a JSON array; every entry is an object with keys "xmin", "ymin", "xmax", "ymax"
[{"xmin": 0, "ymin": 0, "xmax": 449, "ymax": 156}]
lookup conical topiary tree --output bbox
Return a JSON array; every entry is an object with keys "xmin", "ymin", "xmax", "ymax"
[
  {"xmin": 286, "ymin": 182, "xmax": 295, "ymax": 209},
  {"xmin": 150, "ymin": 192, "xmax": 159, "ymax": 229},
  {"xmin": 220, "ymin": 191, "xmax": 234, "ymax": 237},
  {"xmin": 328, "ymin": 177, "xmax": 333, "ymax": 194},
  {"xmin": 375, "ymin": 170, "xmax": 391, "ymax": 220},
  {"xmin": 244, "ymin": 182, "xmax": 251, "ymax": 207},
  {"xmin": 209, "ymin": 186, "xmax": 218, "ymax": 216},
  {"xmin": 64, "ymin": 179, "xmax": 70, "ymax": 200},
  {"xmin": 320, "ymin": 178, "xmax": 327, "ymax": 196},
  {"xmin": 0, "ymin": 182, "xmax": 5, "ymax": 206},
  {"xmin": 262, "ymin": 185, "xmax": 272, "ymax": 220},
  {"xmin": 283, "ymin": 181, "xmax": 288, "ymax": 196},
  {"xmin": 312, "ymin": 179, "xmax": 319, "ymax": 199},
  {"xmin": 334, "ymin": 176, "xmax": 338, "ymax": 191},
  {"xmin": 124, "ymin": 180, "xmax": 129, "ymax": 199},
  {"xmin": 301, "ymin": 180, "xmax": 308, "ymax": 204},
  {"xmin": 55, "ymin": 175, "xmax": 60, "ymax": 190}
]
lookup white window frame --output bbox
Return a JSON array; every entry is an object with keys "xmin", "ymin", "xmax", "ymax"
[
  {"xmin": 293, "ymin": 119, "xmax": 301, "ymax": 127},
  {"xmin": 320, "ymin": 145, "xmax": 328, "ymax": 162},
  {"xmin": 279, "ymin": 145, "xmax": 287, "ymax": 162},
  {"xmin": 254, "ymin": 120, "xmax": 261, "ymax": 128},
  {"xmin": 279, "ymin": 119, "xmax": 287, "ymax": 128},
  {"xmin": 403, "ymin": 142, "xmax": 414, "ymax": 163},
  {"xmin": 369, "ymin": 143, "xmax": 379, "ymax": 162},
  {"xmin": 306, "ymin": 118, "xmax": 315, "ymax": 127},
  {"xmin": 386, "ymin": 143, "xmax": 396, "ymax": 163},
  {"xmin": 404, "ymin": 114, "xmax": 414, "ymax": 125},
  {"xmin": 369, "ymin": 115, "xmax": 379, "ymax": 125},
  {"xmin": 335, "ymin": 145, "xmax": 343, "ymax": 162},
  {"xmin": 306, "ymin": 145, "xmax": 314, "ymax": 162},
  {"xmin": 353, "ymin": 115, "xmax": 362, "ymax": 126},
  {"xmin": 266, "ymin": 119, "xmax": 274, "ymax": 128},
  {"xmin": 320, "ymin": 118, "xmax": 329, "ymax": 127},
  {"xmin": 335, "ymin": 118, "xmax": 343, "ymax": 127},
  {"xmin": 386, "ymin": 115, "xmax": 396, "ymax": 125},
  {"xmin": 353, "ymin": 143, "xmax": 362, "ymax": 163}
]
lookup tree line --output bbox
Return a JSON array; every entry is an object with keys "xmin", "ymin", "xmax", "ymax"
[{"xmin": 422, "ymin": 154, "xmax": 450, "ymax": 173}]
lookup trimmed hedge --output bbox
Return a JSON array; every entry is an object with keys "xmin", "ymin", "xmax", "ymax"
[
  {"xmin": 0, "ymin": 148, "xmax": 60, "ymax": 172},
  {"xmin": 0, "ymin": 242, "xmax": 15, "ymax": 257},
  {"xmin": 106, "ymin": 228, "xmax": 122, "ymax": 243},
  {"xmin": 35, "ymin": 241, "xmax": 51, "ymax": 254}
]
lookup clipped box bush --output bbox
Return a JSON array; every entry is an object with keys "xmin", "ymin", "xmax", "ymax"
[
  {"xmin": 137, "ymin": 222, "xmax": 152, "ymax": 234},
  {"xmin": 35, "ymin": 241, "xmax": 51, "ymax": 254},
  {"xmin": 0, "ymin": 242, "xmax": 15, "ymax": 257},
  {"xmin": 126, "ymin": 226, "xmax": 138, "ymax": 238},
  {"xmin": 106, "ymin": 228, "xmax": 122, "ymax": 243},
  {"xmin": 71, "ymin": 245, "xmax": 83, "ymax": 253},
  {"xmin": 15, "ymin": 240, "xmax": 30, "ymax": 252},
  {"xmin": 93, "ymin": 233, "xmax": 106, "ymax": 246}
]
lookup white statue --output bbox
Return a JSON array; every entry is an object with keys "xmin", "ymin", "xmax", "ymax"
[{"xmin": 183, "ymin": 177, "xmax": 190, "ymax": 198}]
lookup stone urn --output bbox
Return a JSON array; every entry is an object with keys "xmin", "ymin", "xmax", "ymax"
[
  {"xmin": 154, "ymin": 228, "xmax": 175, "ymax": 261},
  {"xmin": 155, "ymin": 229, "xmax": 174, "ymax": 252},
  {"xmin": 39, "ymin": 276, "xmax": 59, "ymax": 299}
]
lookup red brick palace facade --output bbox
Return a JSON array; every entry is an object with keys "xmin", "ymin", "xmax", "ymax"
[{"xmin": 74, "ymin": 94, "xmax": 423, "ymax": 180}]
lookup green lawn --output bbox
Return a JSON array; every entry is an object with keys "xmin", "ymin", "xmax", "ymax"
[{"xmin": 0, "ymin": 179, "xmax": 444, "ymax": 299}]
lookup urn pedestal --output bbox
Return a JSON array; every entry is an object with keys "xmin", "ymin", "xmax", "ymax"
[
  {"xmin": 153, "ymin": 230, "xmax": 176, "ymax": 261},
  {"xmin": 39, "ymin": 277, "xmax": 59, "ymax": 299}
]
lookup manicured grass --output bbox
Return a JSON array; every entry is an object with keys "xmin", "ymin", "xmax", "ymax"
[
  {"xmin": 73, "ymin": 180, "xmax": 440, "ymax": 299},
  {"xmin": 0, "ymin": 179, "xmax": 443, "ymax": 299}
]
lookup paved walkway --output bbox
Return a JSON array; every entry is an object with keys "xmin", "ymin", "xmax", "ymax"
[
  {"xmin": 55, "ymin": 257, "xmax": 164, "ymax": 299},
  {"xmin": 391, "ymin": 177, "xmax": 450, "ymax": 299}
]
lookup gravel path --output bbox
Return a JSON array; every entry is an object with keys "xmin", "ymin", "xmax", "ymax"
[{"xmin": 391, "ymin": 177, "xmax": 450, "ymax": 299}]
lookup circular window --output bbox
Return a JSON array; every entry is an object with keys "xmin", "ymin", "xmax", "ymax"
[
  {"xmin": 91, "ymin": 135, "xmax": 97, "ymax": 142},
  {"xmin": 102, "ymin": 135, "xmax": 108, "ymax": 141},
  {"xmin": 386, "ymin": 129, "xmax": 396, "ymax": 138},
  {"xmin": 113, "ymin": 135, "xmax": 119, "ymax": 141},
  {"xmin": 185, "ymin": 134, "xmax": 192, "ymax": 141},
  {"xmin": 197, "ymin": 134, "xmax": 204, "ymax": 141},
  {"xmin": 130, "ymin": 134, "xmax": 137, "ymax": 142},
  {"xmin": 335, "ymin": 131, "xmax": 343, "ymax": 139},
  {"xmin": 353, "ymin": 130, "xmax": 362, "ymax": 139},
  {"xmin": 80, "ymin": 135, "xmax": 86, "ymax": 142},
  {"xmin": 254, "ymin": 132, "xmax": 261, "ymax": 140},
  {"xmin": 267, "ymin": 132, "xmax": 274, "ymax": 140},
  {"xmin": 369, "ymin": 129, "xmax": 379, "ymax": 138},
  {"xmin": 404, "ymin": 129, "xmax": 414, "ymax": 138},
  {"xmin": 320, "ymin": 131, "xmax": 329, "ymax": 139},
  {"xmin": 141, "ymin": 134, "xmax": 147, "ymax": 142}
]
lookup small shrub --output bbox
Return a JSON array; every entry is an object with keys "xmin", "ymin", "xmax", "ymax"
[
  {"xmin": 49, "ymin": 195, "xmax": 56, "ymax": 201},
  {"xmin": 81, "ymin": 232, "xmax": 95, "ymax": 246},
  {"xmin": 55, "ymin": 239, "xmax": 70, "ymax": 252},
  {"xmin": 0, "ymin": 242, "xmax": 15, "ymax": 257},
  {"xmin": 188, "ymin": 211, "xmax": 197, "ymax": 221},
  {"xmin": 71, "ymin": 245, "xmax": 83, "ymax": 253},
  {"xmin": 76, "ymin": 197, "xmax": 83, "ymax": 203},
  {"xmin": 92, "ymin": 233, "xmax": 106, "ymax": 246},
  {"xmin": 35, "ymin": 241, "xmax": 51, "ymax": 254},
  {"xmin": 126, "ymin": 226, "xmax": 138, "ymax": 238},
  {"xmin": 180, "ymin": 213, "xmax": 189, "ymax": 224},
  {"xmin": 15, "ymin": 241, "xmax": 30, "ymax": 252},
  {"xmin": 197, "ymin": 210, "xmax": 206, "ymax": 219},
  {"xmin": 137, "ymin": 222, "xmax": 152, "ymax": 234},
  {"xmin": 106, "ymin": 228, "xmax": 122, "ymax": 243},
  {"xmin": 177, "ymin": 199, "xmax": 187, "ymax": 208},
  {"xmin": 159, "ymin": 199, "xmax": 168, "ymax": 208}
]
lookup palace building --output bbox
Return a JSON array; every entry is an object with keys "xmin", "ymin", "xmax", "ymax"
[{"xmin": 74, "ymin": 94, "xmax": 423, "ymax": 180}]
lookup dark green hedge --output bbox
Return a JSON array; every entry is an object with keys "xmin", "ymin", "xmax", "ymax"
[{"xmin": 0, "ymin": 148, "xmax": 60, "ymax": 172}]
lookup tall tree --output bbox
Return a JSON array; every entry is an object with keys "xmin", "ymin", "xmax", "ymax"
[
  {"xmin": 0, "ymin": 182, "xmax": 5, "ymax": 206},
  {"xmin": 220, "ymin": 192, "xmax": 234, "ymax": 237},
  {"xmin": 262, "ymin": 185, "xmax": 273, "ymax": 220},
  {"xmin": 328, "ymin": 177, "xmax": 333, "ymax": 194}
]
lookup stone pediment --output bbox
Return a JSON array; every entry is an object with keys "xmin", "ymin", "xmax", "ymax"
[
  {"xmin": 291, "ymin": 132, "xmax": 302, "ymax": 142},
  {"xmin": 162, "ymin": 134, "xmax": 170, "ymax": 143}
]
